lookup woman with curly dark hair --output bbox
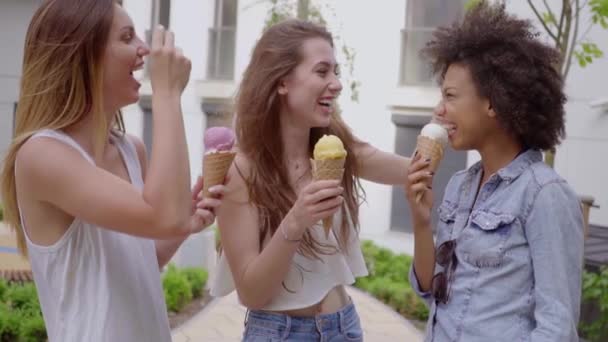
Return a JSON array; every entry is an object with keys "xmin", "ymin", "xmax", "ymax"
[{"xmin": 405, "ymin": 1, "xmax": 584, "ymax": 341}]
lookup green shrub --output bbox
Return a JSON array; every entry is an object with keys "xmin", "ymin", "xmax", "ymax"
[
  {"xmin": 0, "ymin": 203, "xmax": 4, "ymax": 221},
  {"xmin": 18, "ymin": 313, "xmax": 46, "ymax": 342},
  {"xmin": 162, "ymin": 264, "xmax": 192, "ymax": 312},
  {"xmin": 0, "ymin": 303, "xmax": 22, "ymax": 342},
  {"xmin": 356, "ymin": 240, "xmax": 429, "ymax": 323},
  {"xmin": 580, "ymin": 267, "xmax": 608, "ymax": 341},
  {"xmin": 181, "ymin": 267, "xmax": 208, "ymax": 298},
  {"xmin": 5, "ymin": 283, "xmax": 40, "ymax": 315},
  {"xmin": 0, "ymin": 279, "xmax": 8, "ymax": 303}
]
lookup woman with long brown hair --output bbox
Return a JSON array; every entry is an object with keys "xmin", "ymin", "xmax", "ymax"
[
  {"xmin": 210, "ymin": 19, "xmax": 413, "ymax": 341},
  {"xmin": 0, "ymin": 1, "xmax": 223, "ymax": 340}
]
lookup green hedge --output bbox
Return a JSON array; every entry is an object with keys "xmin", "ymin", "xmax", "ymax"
[
  {"xmin": 354, "ymin": 240, "xmax": 429, "ymax": 322},
  {"xmin": 0, "ymin": 203, "xmax": 4, "ymax": 221},
  {"xmin": 580, "ymin": 266, "xmax": 608, "ymax": 341},
  {"xmin": 0, "ymin": 280, "xmax": 46, "ymax": 342},
  {"xmin": 162, "ymin": 264, "xmax": 208, "ymax": 313},
  {"xmin": 0, "ymin": 265, "xmax": 209, "ymax": 341}
]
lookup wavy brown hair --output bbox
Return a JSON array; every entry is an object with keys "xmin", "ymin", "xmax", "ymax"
[
  {"xmin": 423, "ymin": 0, "xmax": 565, "ymax": 150},
  {"xmin": 234, "ymin": 19, "xmax": 363, "ymax": 259},
  {"xmin": 0, "ymin": 0, "xmax": 124, "ymax": 256}
]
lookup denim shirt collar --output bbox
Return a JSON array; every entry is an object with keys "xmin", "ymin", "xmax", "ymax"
[{"xmin": 466, "ymin": 149, "xmax": 543, "ymax": 182}]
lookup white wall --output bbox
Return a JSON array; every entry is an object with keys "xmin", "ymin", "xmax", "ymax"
[
  {"xmin": 326, "ymin": 0, "xmax": 407, "ymax": 236},
  {"xmin": 0, "ymin": 0, "xmax": 40, "ymax": 159}
]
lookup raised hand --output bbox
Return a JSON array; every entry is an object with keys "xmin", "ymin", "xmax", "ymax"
[
  {"xmin": 148, "ymin": 25, "xmax": 191, "ymax": 95},
  {"xmin": 187, "ymin": 176, "xmax": 226, "ymax": 234}
]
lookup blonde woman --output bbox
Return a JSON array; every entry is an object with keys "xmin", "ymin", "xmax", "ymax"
[{"xmin": 0, "ymin": 1, "xmax": 223, "ymax": 341}]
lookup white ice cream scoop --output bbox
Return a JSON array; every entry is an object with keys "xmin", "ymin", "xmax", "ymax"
[{"xmin": 420, "ymin": 123, "xmax": 448, "ymax": 146}]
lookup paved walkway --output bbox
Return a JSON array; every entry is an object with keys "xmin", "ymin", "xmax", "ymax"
[{"xmin": 172, "ymin": 286, "xmax": 424, "ymax": 342}]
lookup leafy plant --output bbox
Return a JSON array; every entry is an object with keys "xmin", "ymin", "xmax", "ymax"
[
  {"xmin": 580, "ymin": 267, "xmax": 608, "ymax": 341},
  {"xmin": 162, "ymin": 264, "xmax": 193, "ymax": 312},
  {"xmin": 0, "ymin": 303, "xmax": 21, "ymax": 342},
  {"xmin": 0, "ymin": 279, "xmax": 7, "ymax": 303},
  {"xmin": 5, "ymin": 283, "xmax": 40, "ymax": 315},
  {"xmin": 355, "ymin": 240, "xmax": 429, "ymax": 323},
  {"xmin": 181, "ymin": 267, "xmax": 208, "ymax": 298},
  {"xmin": 18, "ymin": 313, "xmax": 46, "ymax": 342}
]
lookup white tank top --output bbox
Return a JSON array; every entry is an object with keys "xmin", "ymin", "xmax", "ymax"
[
  {"xmin": 210, "ymin": 206, "xmax": 368, "ymax": 311},
  {"xmin": 19, "ymin": 130, "xmax": 171, "ymax": 342}
]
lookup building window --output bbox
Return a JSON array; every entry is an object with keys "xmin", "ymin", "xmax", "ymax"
[
  {"xmin": 399, "ymin": 0, "xmax": 466, "ymax": 86},
  {"xmin": 207, "ymin": 0, "xmax": 237, "ymax": 81},
  {"xmin": 145, "ymin": 0, "xmax": 171, "ymax": 76},
  {"xmin": 152, "ymin": 0, "xmax": 171, "ymax": 28},
  {"xmin": 141, "ymin": 0, "xmax": 171, "ymax": 153}
]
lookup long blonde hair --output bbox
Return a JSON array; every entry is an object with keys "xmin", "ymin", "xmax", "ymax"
[
  {"xmin": 0, "ymin": 0, "xmax": 124, "ymax": 256},
  {"xmin": 235, "ymin": 19, "xmax": 363, "ymax": 260}
]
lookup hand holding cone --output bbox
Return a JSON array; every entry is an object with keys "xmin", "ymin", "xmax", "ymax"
[
  {"xmin": 202, "ymin": 127, "xmax": 236, "ymax": 197},
  {"xmin": 311, "ymin": 135, "xmax": 347, "ymax": 237},
  {"xmin": 414, "ymin": 123, "xmax": 448, "ymax": 203}
]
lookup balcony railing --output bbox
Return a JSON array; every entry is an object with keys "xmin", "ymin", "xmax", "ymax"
[{"xmin": 206, "ymin": 26, "xmax": 236, "ymax": 81}]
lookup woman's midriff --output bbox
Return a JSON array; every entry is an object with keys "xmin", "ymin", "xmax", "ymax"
[{"xmin": 268, "ymin": 285, "xmax": 351, "ymax": 317}]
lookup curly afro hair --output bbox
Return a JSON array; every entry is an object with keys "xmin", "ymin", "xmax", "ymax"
[{"xmin": 422, "ymin": 0, "xmax": 566, "ymax": 150}]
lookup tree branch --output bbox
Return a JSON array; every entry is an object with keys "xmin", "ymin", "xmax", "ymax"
[
  {"xmin": 543, "ymin": 0, "xmax": 558, "ymax": 27},
  {"xmin": 564, "ymin": 0, "xmax": 581, "ymax": 78},
  {"xmin": 557, "ymin": 0, "xmax": 568, "ymax": 47},
  {"xmin": 528, "ymin": 0, "xmax": 560, "ymax": 43}
]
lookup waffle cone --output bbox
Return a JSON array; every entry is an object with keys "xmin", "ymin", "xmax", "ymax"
[
  {"xmin": 310, "ymin": 158, "xmax": 345, "ymax": 237},
  {"xmin": 414, "ymin": 136, "xmax": 444, "ymax": 203},
  {"xmin": 202, "ymin": 151, "xmax": 236, "ymax": 198}
]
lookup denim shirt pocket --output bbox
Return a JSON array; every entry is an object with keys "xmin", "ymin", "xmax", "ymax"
[{"xmin": 460, "ymin": 210, "xmax": 516, "ymax": 268}]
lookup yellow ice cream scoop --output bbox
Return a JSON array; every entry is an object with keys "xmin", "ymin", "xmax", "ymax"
[
  {"xmin": 311, "ymin": 134, "xmax": 347, "ymax": 238},
  {"xmin": 313, "ymin": 135, "xmax": 347, "ymax": 160}
]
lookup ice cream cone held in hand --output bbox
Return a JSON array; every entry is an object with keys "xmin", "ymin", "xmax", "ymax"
[
  {"xmin": 311, "ymin": 135, "xmax": 347, "ymax": 237},
  {"xmin": 202, "ymin": 127, "xmax": 236, "ymax": 198},
  {"xmin": 414, "ymin": 123, "xmax": 448, "ymax": 203}
]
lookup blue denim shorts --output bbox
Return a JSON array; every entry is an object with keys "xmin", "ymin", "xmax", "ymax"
[{"xmin": 242, "ymin": 302, "xmax": 364, "ymax": 341}]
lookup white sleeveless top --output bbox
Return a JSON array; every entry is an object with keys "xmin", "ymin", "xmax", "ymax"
[
  {"xmin": 210, "ymin": 205, "xmax": 368, "ymax": 311},
  {"xmin": 19, "ymin": 130, "xmax": 171, "ymax": 342}
]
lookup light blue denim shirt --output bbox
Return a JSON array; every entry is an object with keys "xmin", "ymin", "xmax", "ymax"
[{"xmin": 409, "ymin": 149, "xmax": 584, "ymax": 342}]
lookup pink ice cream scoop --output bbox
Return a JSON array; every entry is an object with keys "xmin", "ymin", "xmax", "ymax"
[{"xmin": 204, "ymin": 127, "xmax": 235, "ymax": 153}]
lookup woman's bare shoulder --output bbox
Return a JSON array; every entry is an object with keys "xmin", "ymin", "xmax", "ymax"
[{"xmin": 224, "ymin": 150, "xmax": 252, "ymax": 203}]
